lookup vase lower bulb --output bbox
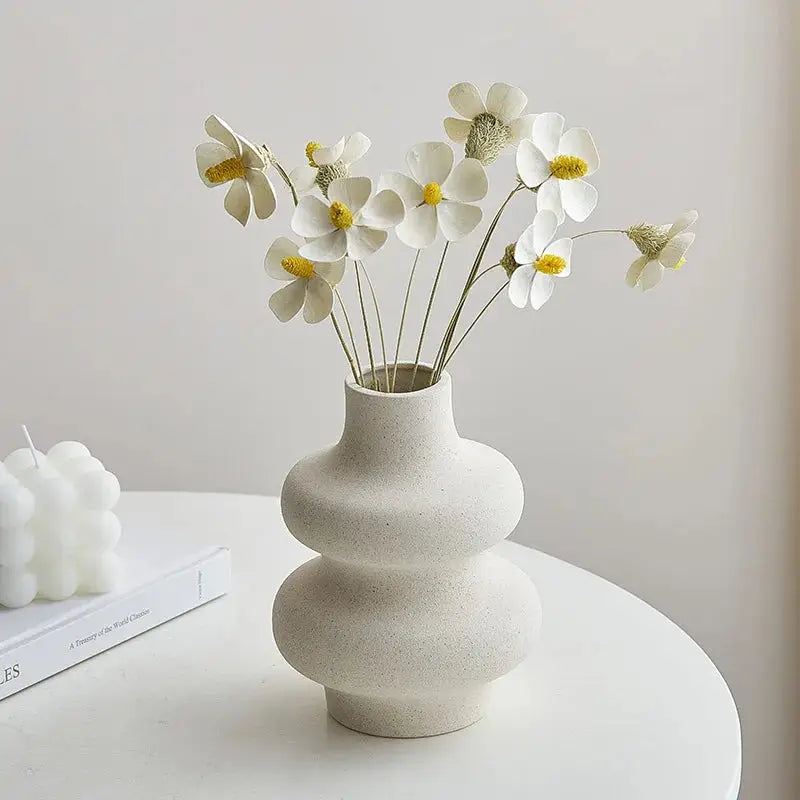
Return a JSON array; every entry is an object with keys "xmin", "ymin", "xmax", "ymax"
[{"xmin": 273, "ymin": 551, "xmax": 542, "ymax": 738}]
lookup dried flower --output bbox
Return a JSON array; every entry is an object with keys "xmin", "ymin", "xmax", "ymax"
[
  {"xmin": 625, "ymin": 211, "xmax": 698, "ymax": 291},
  {"xmin": 444, "ymin": 82, "xmax": 536, "ymax": 165}
]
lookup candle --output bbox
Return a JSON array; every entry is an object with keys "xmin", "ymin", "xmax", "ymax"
[{"xmin": 0, "ymin": 433, "xmax": 122, "ymax": 609}]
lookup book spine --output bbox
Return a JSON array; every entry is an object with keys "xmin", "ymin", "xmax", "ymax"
[{"xmin": 0, "ymin": 548, "xmax": 230, "ymax": 700}]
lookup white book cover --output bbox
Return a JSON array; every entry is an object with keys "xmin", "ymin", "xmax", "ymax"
[{"xmin": 0, "ymin": 511, "xmax": 231, "ymax": 700}]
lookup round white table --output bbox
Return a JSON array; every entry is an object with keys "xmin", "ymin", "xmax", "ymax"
[{"xmin": 1, "ymin": 492, "xmax": 741, "ymax": 799}]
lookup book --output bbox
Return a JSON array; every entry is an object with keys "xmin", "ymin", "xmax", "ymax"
[{"xmin": 0, "ymin": 512, "xmax": 231, "ymax": 700}]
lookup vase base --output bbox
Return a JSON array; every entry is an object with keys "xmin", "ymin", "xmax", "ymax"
[{"xmin": 324, "ymin": 686, "xmax": 489, "ymax": 738}]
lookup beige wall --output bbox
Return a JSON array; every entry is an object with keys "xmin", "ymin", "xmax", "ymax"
[{"xmin": 0, "ymin": 1, "xmax": 796, "ymax": 796}]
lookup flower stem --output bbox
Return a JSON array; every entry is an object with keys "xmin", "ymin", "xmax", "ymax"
[
  {"xmin": 571, "ymin": 228, "xmax": 626, "ymax": 240},
  {"xmin": 354, "ymin": 262, "xmax": 377, "ymax": 389},
  {"xmin": 335, "ymin": 289, "xmax": 363, "ymax": 386},
  {"xmin": 441, "ymin": 281, "xmax": 509, "ymax": 372},
  {"xmin": 434, "ymin": 185, "xmax": 523, "ymax": 382},
  {"xmin": 392, "ymin": 249, "xmax": 421, "ymax": 392},
  {"xmin": 427, "ymin": 263, "xmax": 499, "ymax": 381},
  {"xmin": 470, "ymin": 262, "xmax": 500, "ymax": 287},
  {"xmin": 330, "ymin": 312, "xmax": 359, "ymax": 383},
  {"xmin": 269, "ymin": 156, "xmax": 298, "ymax": 207},
  {"xmin": 411, "ymin": 242, "xmax": 449, "ymax": 391},
  {"xmin": 360, "ymin": 262, "xmax": 389, "ymax": 391}
]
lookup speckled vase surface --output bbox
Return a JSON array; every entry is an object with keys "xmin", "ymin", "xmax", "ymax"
[{"xmin": 272, "ymin": 364, "xmax": 542, "ymax": 738}]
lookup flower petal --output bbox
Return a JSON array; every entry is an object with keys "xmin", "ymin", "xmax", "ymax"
[
  {"xmin": 448, "ymin": 82, "xmax": 486, "ymax": 119},
  {"xmin": 224, "ymin": 178, "xmax": 250, "ymax": 226},
  {"xmin": 239, "ymin": 136, "xmax": 267, "ymax": 169},
  {"xmin": 557, "ymin": 127, "xmax": 599, "ymax": 175},
  {"xmin": 204, "ymin": 115, "xmax": 241, "ymax": 156},
  {"xmin": 437, "ymin": 201, "xmax": 482, "ymax": 241},
  {"xmin": 485, "ymin": 83, "xmax": 527, "ymax": 124},
  {"xmin": 533, "ymin": 209, "xmax": 559, "ymax": 257},
  {"xmin": 314, "ymin": 259, "xmax": 345, "ymax": 285},
  {"xmin": 668, "ymin": 210, "xmax": 698, "ymax": 237},
  {"xmin": 299, "ymin": 229, "xmax": 347, "ymax": 262},
  {"xmin": 536, "ymin": 177, "xmax": 565, "ymax": 224},
  {"xmin": 312, "ymin": 137, "xmax": 345, "ymax": 166},
  {"xmin": 196, "ymin": 142, "xmax": 236, "ymax": 187},
  {"xmin": 509, "ymin": 114, "xmax": 536, "ymax": 144},
  {"xmin": 639, "ymin": 261, "xmax": 665, "ymax": 291},
  {"xmin": 560, "ymin": 178, "xmax": 598, "ymax": 222},
  {"xmin": 406, "ymin": 142, "xmax": 454, "ymax": 186},
  {"xmin": 358, "ymin": 189, "xmax": 405, "ymax": 229},
  {"xmin": 443, "ymin": 117, "xmax": 472, "ymax": 143},
  {"xmin": 516, "ymin": 140, "xmax": 551, "ymax": 188},
  {"xmin": 531, "ymin": 272, "xmax": 555, "ymax": 309},
  {"xmin": 442, "ymin": 158, "xmax": 487, "ymax": 202},
  {"xmin": 265, "ymin": 236, "xmax": 300, "ymax": 281},
  {"xmin": 531, "ymin": 113, "xmax": 565, "ymax": 160},
  {"xmin": 625, "ymin": 256, "xmax": 649, "ymax": 288},
  {"xmin": 246, "ymin": 169, "xmax": 277, "ymax": 219},
  {"xmin": 268, "ymin": 279, "xmax": 306, "ymax": 322},
  {"xmin": 396, "ymin": 204, "xmax": 438, "ymax": 249},
  {"xmin": 378, "ymin": 171, "xmax": 423, "ymax": 209},
  {"xmin": 346, "ymin": 226, "xmax": 388, "ymax": 260},
  {"xmin": 327, "ymin": 176, "xmax": 372, "ymax": 216},
  {"xmin": 289, "ymin": 164, "xmax": 318, "ymax": 194},
  {"xmin": 508, "ymin": 265, "xmax": 535, "ymax": 308},
  {"xmin": 658, "ymin": 232, "xmax": 695, "ymax": 268},
  {"xmin": 341, "ymin": 132, "xmax": 371, "ymax": 165},
  {"xmin": 292, "ymin": 195, "xmax": 335, "ymax": 237},
  {"xmin": 514, "ymin": 224, "xmax": 537, "ymax": 266},
  {"xmin": 303, "ymin": 276, "xmax": 334, "ymax": 324},
  {"xmin": 543, "ymin": 237, "xmax": 573, "ymax": 277}
]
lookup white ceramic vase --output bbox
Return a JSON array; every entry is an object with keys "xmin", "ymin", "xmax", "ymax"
[{"xmin": 272, "ymin": 364, "xmax": 541, "ymax": 738}]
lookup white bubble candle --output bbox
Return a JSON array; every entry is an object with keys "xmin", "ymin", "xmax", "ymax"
[{"xmin": 0, "ymin": 431, "xmax": 122, "ymax": 609}]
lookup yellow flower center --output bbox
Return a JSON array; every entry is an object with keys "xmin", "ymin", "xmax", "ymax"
[
  {"xmin": 549, "ymin": 155, "xmax": 589, "ymax": 180},
  {"xmin": 673, "ymin": 257, "xmax": 686, "ymax": 270},
  {"xmin": 306, "ymin": 141, "xmax": 321, "ymax": 167},
  {"xmin": 423, "ymin": 182, "xmax": 443, "ymax": 205},
  {"xmin": 204, "ymin": 157, "xmax": 246, "ymax": 184},
  {"xmin": 329, "ymin": 200, "xmax": 353, "ymax": 229},
  {"xmin": 281, "ymin": 255, "xmax": 315, "ymax": 281},
  {"xmin": 535, "ymin": 254, "xmax": 567, "ymax": 275}
]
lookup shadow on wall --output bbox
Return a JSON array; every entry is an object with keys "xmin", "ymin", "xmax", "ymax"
[{"xmin": 789, "ymin": 0, "xmax": 800, "ymax": 794}]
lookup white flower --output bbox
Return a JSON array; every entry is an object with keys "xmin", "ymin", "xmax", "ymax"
[
  {"xmin": 516, "ymin": 113, "xmax": 600, "ymax": 223},
  {"xmin": 265, "ymin": 237, "xmax": 345, "ymax": 324},
  {"xmin": 444, "ymin": 82, "xmax": 536, "ymax": 165},
  {"xmin": 508, "ymin": 210, "xmax": 573, "ymax": 310},
  {"xmin": 291, "ymin": 176, "xmax": 404, "ymax": 262},
  {"xmin": 289, "ymin": 132, "xmax": 371, "ymax": 197},
  {"xmin": 379, "ymin": 142, "xmax": 488, "ymax": 249},
  {"xmin": 625, "ymin": 211, "xmax": 698, "ymax": 291},
  {"xmin": 195, "ymin": 115, "xmax": 277, "ymax": 226}
]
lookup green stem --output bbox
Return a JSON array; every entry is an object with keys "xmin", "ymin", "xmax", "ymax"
[
  {"xmin": 469, "ymin": 263, "xmax": 500, "ymax": 287},
  {"xmin": 411, "ymin": 242, "xmax": 449, "ymax": 391},
  {"xmin": 270, "ymin": 157, "xmax": 298, "ymax": 206},
  {"xmin": 330, "ymin": 312, "xmax": 359, "ymax": 383},
  {"xmin": 441, "ymin": 281, "xmax": 509, "ymax": 372},
  {"xmin": 360, "ymin": 262, "xmax": 389, "ymax": 391},
  {"xmin": 392, "ymin": 249, "xmax": 421, "ymax": 392},
  {"xmin": 571, "ymin": 228, "xmax": 626, "ymax": 240},
  {"xmin": 335, "ymin": 289, "xmax": 362, "ymax": 385},
  {"xmin": 354, "ymin": 262, "xmax": 377, "ymax": 389},
  {"xmin": 434, "ymin": 185, "xmax": 523, "ymax": 382},
  {"xmin": 427, "ymin": 261, "xmax": 498, "ymax": 381}
]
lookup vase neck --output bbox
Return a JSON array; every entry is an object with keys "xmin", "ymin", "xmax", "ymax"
[{"xmin": 338, "ymin": 368, "xmax": 459, "ymax": 465}]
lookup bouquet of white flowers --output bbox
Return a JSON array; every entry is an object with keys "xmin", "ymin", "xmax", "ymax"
[{"xmin": 195, "ymin": 81, "xmax": 697, "ymax": 392}]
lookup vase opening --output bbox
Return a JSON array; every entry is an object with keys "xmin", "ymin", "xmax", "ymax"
[{"xmin": 353, "ymin": 363, "xmax": 438, "ymax": 394}]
